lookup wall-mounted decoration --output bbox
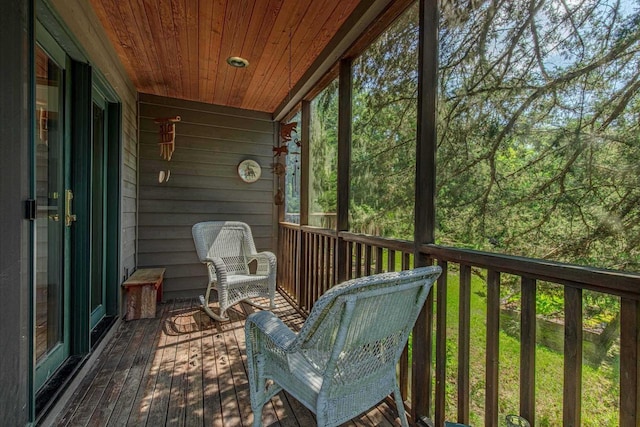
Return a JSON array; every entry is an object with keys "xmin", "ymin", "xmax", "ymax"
[
  {"xmin": 280, "ymin": 122, "xmax": 298, "ymax": 144},
  {"xmin": 273, "ymin": 118, "xmax": 301, "ymax": 206},
  {"xmin": 158, "ymin": 170, "xmax": 171, "ymax": 183},
  {"xmin": 272, "ymin": 162, "xmax": 286, "ymax": 177},
  {"xmin": 274, "ymin": 189, "xmax": 285, "ymax": 205},
  {"xmin": 154, "ymin": 115, "xmax": 181, "ymax": 161},
  {"xmin": 273, "ymin": 144, "xmax": 289, "ymax": 157},
  {"xmin": 273, "ymin": 163, "xmax": 286, "ymax": 205},
  {"xmin": 273, "ymin": 121, "xmax": 300, "ymax": 158},
  {"xmin": 238, "ymin": 159, "xmax": 261, "ymax": 183}
]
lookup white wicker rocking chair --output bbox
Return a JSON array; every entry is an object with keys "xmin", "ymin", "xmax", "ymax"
[
  {"xmin": 245, "ymin": 266, "xmax": 442, "ymax": 427},
  {"xmin": 192, "ymin": 221, "xmax": 276, "ymax": 321}
]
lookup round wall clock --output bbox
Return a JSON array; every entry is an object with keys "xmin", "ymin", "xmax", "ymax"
[{"xmin": 237, "ymin": 159, "xmax": 261, "ymax": 183}]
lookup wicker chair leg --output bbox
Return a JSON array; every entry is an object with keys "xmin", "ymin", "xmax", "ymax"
[
  {"xmin": 394, "ymin": 383, "xmax": 409, "ymax": 427},
  {"xmin": 199, "ymin": 285, "xmax": 230, "ymax": 321},
  {"xmin": 251, "ymin": 406, "xmax": 263, "ymax": 427}
]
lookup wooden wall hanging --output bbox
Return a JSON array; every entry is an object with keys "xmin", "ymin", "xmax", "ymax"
[
  {"xmin": 154, "ymin": 116, "xmax": 181, "ymax": 161},
  {"xmin": 273, "ymin": 120, "xmax": 301, "ymax": 205}
]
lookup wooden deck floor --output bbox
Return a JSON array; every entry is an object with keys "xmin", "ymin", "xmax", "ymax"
[{"xmin": 53, "ymin": 292, "xmax": 403, "ymax": 426}]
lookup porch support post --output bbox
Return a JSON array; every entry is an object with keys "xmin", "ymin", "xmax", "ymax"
[
  {"xmin": 276, "ymin": 121, "xmax": 285, "ymax": 224},
  {"xmin": 0, "ymin": 0, "xmax": 34, "ymax": 423},
  {"xmin": 300, "ymin": 101, "xmax": 311, "ymax": 227},
  {"xmin": 412, "ymin": 0, "xmax": 439, "ymax": 423},
  {"xmin": 336, "ymin": 58, "xmax": 352, "ymax": 283},
  {"xmin": 298, "ymin": 101, "xmax": 311, "ymax": 307}
]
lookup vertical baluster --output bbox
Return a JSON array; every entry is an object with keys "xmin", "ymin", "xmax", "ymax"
[
  {"xmin": 276, "ymin": 226, "xmax": 289, "ymax": 289},
  {"xmin": 520, "ymin": 277, "xmax": 536, "ymax": 424},
  {"xmin": 300, "ymin": 231, "xmax": 305, "ymax": 309},
  {"xmin": 333, "ymin": 236, "xmax": 338, "ymax": 286},
  {"xmin": 290, "ymin": 228, "xmax": 295, "ymax": 296},
  {"xmin": 399, "ymin": 348, "xmax": 409, "ymax": 404},
  {"xmin": 286, "ymin": 228, "xmax": 291, "ymax": 293},
  {"xmin": 388, "ymin": 249, "xmax": 396, "ymax": 272},
  {"xmin": 458, "ymin": 264, "xmax": 471, "ymax": 424},
  {"xmin": 307, "ymin": 232, "xmax": 312, "ymax": 302},
  {"xmin": 620, "ymin": 298, "xmax": 640, "ymax": 427},
  {"xmin": 316, "ymin": 234, "xmax": 322, "ymax": 301},
  {"xmin": 295, "ymin": 229, "xmax": 301, "ymax": 305},
  {"xmin": 312, "ymin": 233, "xmax": 319, "ymax": 306},
  {"xmin": 376, "ymin": 247, "xmax": 384, "ymax": 274},
  {"xmin": 486, "ymin": 270, "xmax": 500, "ymax": 426},
  {"xmin": 365, "ymin": 244, "xmax": 372, "ymax": 276},
  {"xmin": 402, "ymin": 252, "xmax": 410, "ymax": 270},
  {"xmin": 322, "ymin": 235, "xmax": 329, "ymax": 293},
  {"xmin": 320, "ymin": 234, "xmax": 325, "ymax": 293},
  {"xmin": 563, "ymin": 286, "xmax": 582, "ymax": 427},
  {"xmin": 347, "ymin": 241, "xmax": 353, "ymax": 281},
  {"xmin": 278, "ymin": 226, "xmax": 282, "ymax": 287},
  {"xmin": 355, "ymin": 243, "xmax": 363, "ymax": 278},
  {"xmin": 435, "ymin": 260, "xmax": 448, "ymax": 427}
]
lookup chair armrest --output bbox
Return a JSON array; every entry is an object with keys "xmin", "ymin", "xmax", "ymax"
[
  {"xmin": 203, "ymin": 256, "xmax": 228, "ymax": 284},
  {"xmin": 251, "ymin": 251, "xmax": 276, "ymax": 276},
  {"xmin": 245, "ymin": 310, "xmax": 297, "ymax": 352},
  {"xmin": 245, "ymin": 310, "xmax": 295, "ymax": 407}
]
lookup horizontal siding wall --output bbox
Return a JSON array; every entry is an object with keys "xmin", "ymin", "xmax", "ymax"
[{"xmin": 138, "ymin": 93, "xmax": 276, "ymax": 299}]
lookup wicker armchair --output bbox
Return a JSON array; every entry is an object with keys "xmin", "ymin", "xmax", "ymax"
[
  {"xmin": 192, "ymin": 221, "xmax": 276, "ymax": 321},
  {"xmin": 245, "ymin": 266, "xmax": 441, "ymax": 427}
]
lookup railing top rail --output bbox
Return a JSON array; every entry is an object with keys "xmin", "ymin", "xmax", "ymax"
[
  {"xmin": 422, "ymin": 244, "xmax": 640, "ymax": 299},
  {"xmin": 278, "ymin": 223, "xmax": 640, "ymax": 299},
  {"xmin": 338, "ymin": 231, "xmax": 414, "ymax": 252},
  {"xmin": 301, "ymin": 225, "xmax": 337, "ymax": 237},
  {"xmin": 279, "ymin": 222, "xmax": 338, "ymax": 238},
  {"xmin": 279, "ymin": 222, "xmax": 301, "ymax": 230}
]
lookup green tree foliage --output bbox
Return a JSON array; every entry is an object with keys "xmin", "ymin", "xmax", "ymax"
[
  {"xmin": 438, "ymin": 0, "xmax": 640, "ymax": 271},
  {"xmin": 309, "ymin": 80, "xmax": 339, "ymax": 228},
  {"xmin": 351, "ymin": 5, "xmax": 419, "ymax": 238},
  {"xmin": 307, "ymin": 0, "xmax": 640, "ymax": 272}
]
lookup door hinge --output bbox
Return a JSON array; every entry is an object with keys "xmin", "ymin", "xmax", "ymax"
[{"xmin": 25, "ymin": 199, "xmax": 36, "ymax": 220}]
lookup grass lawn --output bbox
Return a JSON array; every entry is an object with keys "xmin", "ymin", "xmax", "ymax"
[{"xmin": 438, "ymin": 270, "xmax": 620, "ymax": 426}]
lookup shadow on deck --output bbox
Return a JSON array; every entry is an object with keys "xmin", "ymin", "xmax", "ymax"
[{"xmin": 53, "ymin": 292, "xmax": 403, "ymax": 426}]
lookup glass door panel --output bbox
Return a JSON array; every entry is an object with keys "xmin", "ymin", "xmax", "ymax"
[{"xmin": 34, "ymin": 43, "xmax": 68, "ymax": 384}]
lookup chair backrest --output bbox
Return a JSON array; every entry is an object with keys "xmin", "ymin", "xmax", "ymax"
[
  {"xmin": 294, "ymin": 266, "xmax": 441, "ymax": 390},
  {"xmin": 192, "ymin": 221, "xmax": 258, "ymax": 275}
]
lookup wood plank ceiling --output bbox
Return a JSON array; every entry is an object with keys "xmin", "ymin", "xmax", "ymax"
[{"xmin": 90, "ymin": 0, "xmax": 362, "ymax": 113}]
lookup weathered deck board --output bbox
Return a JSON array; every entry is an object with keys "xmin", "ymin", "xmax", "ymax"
[{"xmin": 54, "ymin": 292, "xmax": 404, "ymax": 426}]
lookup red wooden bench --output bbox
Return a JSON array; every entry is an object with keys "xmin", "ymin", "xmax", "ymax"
[{"xmin": 122, "ymin": 268, "xmax": 165, "ymax": 320}]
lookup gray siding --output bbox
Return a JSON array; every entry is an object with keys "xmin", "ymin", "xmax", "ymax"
[
  {"xmin": 50, "ymin": 0, "xmax": 138, "ymax": 281},
  {"xmin": 138, "ymin": 93, "xmax": 277, "ymax": 299}
]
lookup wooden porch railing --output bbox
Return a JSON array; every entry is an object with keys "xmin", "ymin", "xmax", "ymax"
[{"xmin": 277, "ymin": 222, "xmax": 640, "ymax": 427}]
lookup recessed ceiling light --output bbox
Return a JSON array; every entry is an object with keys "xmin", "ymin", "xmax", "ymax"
[{"xmin": 227, "ymin": 56, "xmax": 249, "ymax": 68}]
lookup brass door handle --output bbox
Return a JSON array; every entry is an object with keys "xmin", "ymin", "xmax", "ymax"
[
  {"xmin": 65, "ymin": 189, "xmax": 77, "ymax": 227},
  {"xmin": 49, "ymin": 214, "xmax": 60, "ymax": 222}
]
